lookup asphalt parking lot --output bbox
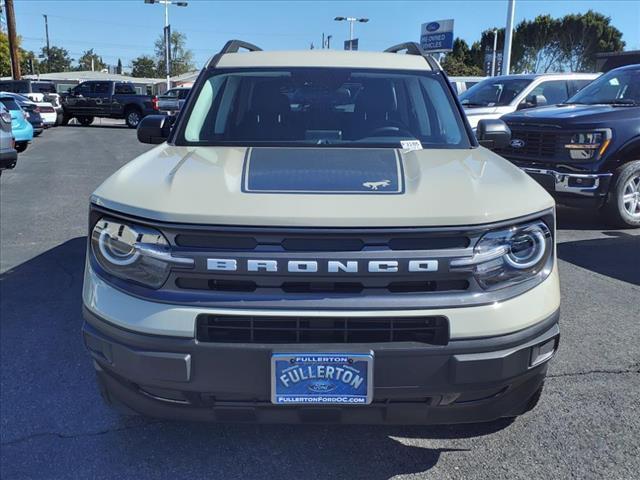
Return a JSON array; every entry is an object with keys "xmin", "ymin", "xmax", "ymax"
[{"xmin": 1, "ymin": 123, "xmax": 639, "ymax": 479}]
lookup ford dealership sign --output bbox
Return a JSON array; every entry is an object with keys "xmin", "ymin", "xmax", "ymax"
[{"xmin": 421, "ymin": 19, "xmax": 454, "ymax": 53}]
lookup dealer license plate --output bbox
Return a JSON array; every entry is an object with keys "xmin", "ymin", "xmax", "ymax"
[{"xmin": 271, "ymin": 353, "xmax": 373, "ymax": 405}]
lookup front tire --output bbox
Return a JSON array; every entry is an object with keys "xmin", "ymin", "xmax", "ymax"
[
  {"xmin": 77, "ymin": 116, "xmax": 94, "ymax": 126},
  {"xmin": 125, "ymin": 108, "xmax": 142, "ymax": 128},
  {"xmin": 15, "ymin": 142, "xmax": 28, "ymax": 153},
  {"xmin": 604, "ymin": 160, "xmax": 640, "ymax": 228}
]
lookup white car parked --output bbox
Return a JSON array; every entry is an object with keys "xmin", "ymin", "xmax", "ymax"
[
  {"xmin": 449, "ymin": 76, "xmax": 484, "ymax": 96},
  {"xmin": 460, "ymin": 73, "xmax": 599, "ymax": 130}
]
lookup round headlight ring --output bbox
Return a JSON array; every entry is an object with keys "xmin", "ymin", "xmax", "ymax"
[
  {"xmin": 504, "ymin": 227, "xmax": 547, "ymax": 269},
  {"xmin": 98, "ymin": 229, "xmax": 140, "ymax": 266}
]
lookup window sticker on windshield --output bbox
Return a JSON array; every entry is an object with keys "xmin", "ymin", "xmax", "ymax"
[{"xmin": 400, "ymin": 140, "xmax": 423, "ymax": 151}]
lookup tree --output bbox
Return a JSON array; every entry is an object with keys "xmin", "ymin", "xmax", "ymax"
[
  {"xmin": 76, "ymin": 48, "xmax": 106, "ymax": 71},
  {"xmin": 442, "ymin": 38, "xmax": 484, "ymax": 76},
  {"xmin": 467, "ymin": 11, "xmax": 625, "ymax": 74},
  {"xmin": 131, "ymin": 55, "xmax": 157, "ymax": 78},
  {"xmin": 557, "ymin": 10, "xmax": 624, "ymax": 72},
  {"xmin": 1, "ymin": 32, "xmax": 42, "ymax": 76},
  {"xmin": 20, "ymin": 49, "xmax": 40, "ymax": 75},
  {"xmin": 0, "ymin": 32, "xmax": 11, "ymax": 77},
  {"xmin": 117, "ymin": 58, "xmax": 123, "ymax": 75},
  {"xmin": 41, "ymin": 45, "xmax": 73, "ymax": 72},
  {"xmin": 512, "ymin": 15, "xmax": 563, "ymax": 73},
  {"xmin": 154, "ymin": 30, "xmax": 194, "ymax": 77}
]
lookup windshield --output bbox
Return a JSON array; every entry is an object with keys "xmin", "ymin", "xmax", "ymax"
[
  {"xmin": 567, "ymin": 68, "xmax": 640, "ymax": 105},
  {"xmin": 459, "ymin": 77, "xmax": 533, "ymax": 107},
  {"xmin": 0, "ymin": 98, "xmax": 20, "ymax": 111},
  {"xmin": 178, "ymin": 68, "xmax": 470, "ymax": 148}
]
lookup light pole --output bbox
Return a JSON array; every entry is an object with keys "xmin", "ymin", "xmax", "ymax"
[
  {"xmin": 144, "ymin": 0, "xmax": 188, "ymax": 89},
  {"xmin": 502, "ymin": 0, "xmax": 515, "ymax": 75},
  {"xmin": 491, "ymin": 29, "xmax": 498, "ymax": 76},
  {"xmin": 334, "ymin": 16, "xmax": 369, "ymax": 50}
]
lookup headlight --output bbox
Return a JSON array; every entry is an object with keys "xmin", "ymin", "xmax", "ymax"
[
  {"xmin": 451, "ymin": 219, "xmax": 553, "ymax": 290},
  {"xmin": 91, "ymin": 218, "xmax": 193, "ymax": 288},
  {"xmin": 564, "ymin": 129, "xmax": 611, "ymax": 160}
]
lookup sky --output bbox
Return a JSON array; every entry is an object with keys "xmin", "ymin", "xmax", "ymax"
[{"xmin": 8, "ymin": 0, "xmax": 640, "ymax": 71}]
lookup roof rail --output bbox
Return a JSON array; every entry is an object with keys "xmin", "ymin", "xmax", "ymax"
[
  {"xmin": 384, "ymin": 42, "xmax": 441, "ymax": 71},
  {"xmin": 207, "ymin": 40, "xmax": 262, "ymax": 68},
  {"xmin": 220, "ymin": 40, "xmax": 262, "ymax": 55}
]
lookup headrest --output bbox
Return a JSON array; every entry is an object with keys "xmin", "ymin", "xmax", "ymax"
[
  {"xmin": 251, "ymin": 82, "xmax": 290, "ymax": 113},
  {"xmin": 356, "ymin": 80, "xmax": 398, "ymax": 113}
]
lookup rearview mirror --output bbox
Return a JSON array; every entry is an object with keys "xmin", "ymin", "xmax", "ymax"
[
  {"xmin": 476, "ymin": 119, "xmax": 511, "ymax": 149},
  {"xmin": 137, "ymin": 114, "xmax": 171, "ymax": 144}
]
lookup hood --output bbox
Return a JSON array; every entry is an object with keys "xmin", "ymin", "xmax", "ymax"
[
  {"xmin": 463, "ymin": 106, "xmax": 513, "ymax": 128},
  {"xmin": 92, "ymin": 145, "xmax": 554, "ymax": 227},
  {"xmin": 503, "ymin": 103, "xmax": 640, "ymax": 127}
]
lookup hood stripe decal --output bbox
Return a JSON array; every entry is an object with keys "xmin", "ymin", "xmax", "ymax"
[{"xmin": 242, "ymin": 147, "xmax": 404, "ymax": 195}]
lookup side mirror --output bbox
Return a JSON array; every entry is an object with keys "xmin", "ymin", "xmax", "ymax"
[
  {"xmin": 476, "ymin": 119, "xmax": 511, "ymax": 149},
  {"xmin": 137, "ymin": 114, "xmax": 171, "ymax": 144},
  {"xmin": 517, "ymin": 94, "xmax": 547, "ymax": 110}
]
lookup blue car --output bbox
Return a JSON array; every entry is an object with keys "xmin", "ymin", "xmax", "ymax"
[{"xmin": 0, "ymin": 92, "xmax": 33, "ymax": 152}]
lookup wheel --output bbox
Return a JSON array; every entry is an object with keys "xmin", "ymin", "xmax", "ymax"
[
  {"xmin": 125, "ymin": 108, "xmax": 142, "ymax": 128},
  {"xmin": 77, "ymin": 116, "xmax": 94, "ymax": 126},
  {"xmin": 15, "ymin": 142, "xmax": 28, "ymax": 153},
  {"xmin": 604, "ymin": 160, "xmax": 640, "ymax": 228},
  {"xmin": 60, "ymin": 113, "xmax": 72, "ymax": 126}
]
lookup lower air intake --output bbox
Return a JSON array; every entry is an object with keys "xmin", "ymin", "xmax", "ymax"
[{"xmin": 196, "ymin": 315, "xmax": 449, "ymax": 344}]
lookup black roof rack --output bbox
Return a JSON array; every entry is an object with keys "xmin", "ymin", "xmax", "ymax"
[
  {"xmin": 207, "ymin": 40, "xmax": 262, "ymax": 68},
  {"xmin": 384, "ymin": 42, "xmax": 441, "ymax": 71},
  {"xmin": 220, "ymin": 40, "xmax": 262, "ymax": 54}
]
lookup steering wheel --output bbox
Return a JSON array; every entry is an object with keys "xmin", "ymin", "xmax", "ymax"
[{"xmin": 368, "ymin": 124, "xmax": 414, "ymax": 137}]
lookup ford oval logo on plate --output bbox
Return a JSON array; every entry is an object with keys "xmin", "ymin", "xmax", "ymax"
[
  {"xmin": 307, "ymin": 380, "xmax": 337, "ymax": 393},
  {"xmin": 510, "ymin": 139, "xmax": 526, "ymax": 148},
  {"xmin": 426, "ymin": 22, "xmax": 440, "ymax": 32}
]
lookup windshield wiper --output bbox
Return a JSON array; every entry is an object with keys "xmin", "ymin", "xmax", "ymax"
[
  {"xmin": 596, "ymin": 99, "xmax": 638, "ymax": 106},
  {"xmin": 461, "ymin": 102, "xmax": 489, "ymax": 107}
]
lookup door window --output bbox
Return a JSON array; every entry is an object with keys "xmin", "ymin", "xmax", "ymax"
[
  {"xmin": 93, "ymin": 82, "xmax": 111, "ymax": 95},
  {"xmin": 74, "ymin": 83, "xmax": 93, "ymax": 95},
  {"xmin": 529, "ymin": 80, "xmax": 570, "ymax": 105},
  {"xmin": 115, "ymin": 83, "xmax": 136, "ymax": 94}
]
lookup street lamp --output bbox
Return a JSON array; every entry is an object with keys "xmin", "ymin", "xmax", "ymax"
[
  {"xmin": 491, "ymin": 29, "xmax": 498, "ymax": 77},
  {"xmin": 144, "ymin": 0, "xmax": 188, "ymax": 89},
  {"xmin": 334, "ymin": 16, "xmax": 369, "ymax": 50}
]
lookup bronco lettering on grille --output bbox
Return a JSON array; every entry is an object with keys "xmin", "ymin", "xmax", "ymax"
[{"xmin": 206, "ymin": 258, "xmax": 438, "ymax": 274}]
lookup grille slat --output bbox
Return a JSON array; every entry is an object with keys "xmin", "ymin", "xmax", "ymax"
[
  {"xmin": 196, "ymin": 315, "xmax": 449, "ymax": 344},
  {"xmin": 176, "ymin": 278, "xmax": 469, "ymax": 294},
  {"xmin": 495, "ymin": 128, "xmax": 564, "ymax": 159}
]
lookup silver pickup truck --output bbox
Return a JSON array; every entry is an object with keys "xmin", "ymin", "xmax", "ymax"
[{"xmin": 157, "ymin": 87, "xmax": 191, "ymax": 114}]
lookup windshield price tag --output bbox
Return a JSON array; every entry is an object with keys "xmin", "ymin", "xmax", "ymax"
[{"xmin": 400, "ymin": 140, "xmax": 423, "ymax": 151}]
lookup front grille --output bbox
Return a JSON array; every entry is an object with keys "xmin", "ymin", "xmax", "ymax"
[
  {"xmin": 196, "ymin": 314, "xmax": 449, "ymax": 344},
  {"xmin": 175, "ymin": 233, "xmax": 469, "ymax": 251},
  {"xmin": 175, "ymin": 277, "xmax": 470, "ymax": 294},
  {"xmin": 495, "ymin": 129, "xmax": 560, "ymax": 158}
]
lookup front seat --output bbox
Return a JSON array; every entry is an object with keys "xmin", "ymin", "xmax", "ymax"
[
  {"xmin": 244, "ymin": 81, "xmax": 292, "ymax": 140},
  {"xmin": 352, "ymin": 80, "xmax": 398, "ymax": 139}
]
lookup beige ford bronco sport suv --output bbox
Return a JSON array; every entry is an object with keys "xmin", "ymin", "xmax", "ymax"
[{"xmin": 82, "ymin": 41, "xmax": 560, "ymax": 424}]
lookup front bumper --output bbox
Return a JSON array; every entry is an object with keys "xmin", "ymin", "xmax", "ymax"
[
  {"xmin": 83, "ymin": 307, "xmax": 559, "ymax": 424},
  {"xmin": 521, "ymin": 167, "xmax": 612, "ymax": 203},
  {"xmin": 0, "ymin": 148, "xmax": 18, "ymax": 170},
  {"xmin": 11, "ymin": 123, "xmax": 33, "ymax": 142}
]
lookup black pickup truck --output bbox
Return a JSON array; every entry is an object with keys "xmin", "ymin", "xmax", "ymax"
[
  {"xmin": 61, "ymin": 81, "xmax": 159, "ymax": 128},
  {"xmin": 494, "ymin": 64, "xmax": 640, "ymax": 228}
]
